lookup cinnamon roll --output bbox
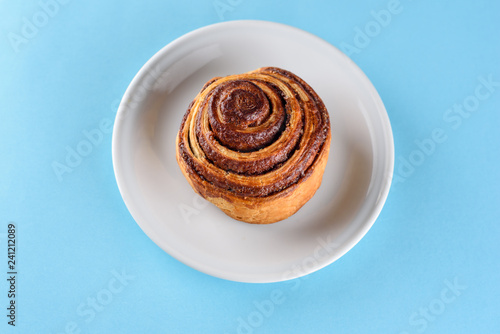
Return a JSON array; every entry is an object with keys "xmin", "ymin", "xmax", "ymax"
[{"xmin": 176, "ymin": 67, "xmax": 331, "ymax": 224}]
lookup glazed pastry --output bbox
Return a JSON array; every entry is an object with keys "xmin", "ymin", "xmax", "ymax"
[{"xmin": 176, "ymin": 67, "xmax": 331, "ymax": 224}]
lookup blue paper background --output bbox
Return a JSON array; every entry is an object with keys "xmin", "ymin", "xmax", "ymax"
[{"xmin": 1, "ymin": 0, "xmax": 499, "ymax": 333}]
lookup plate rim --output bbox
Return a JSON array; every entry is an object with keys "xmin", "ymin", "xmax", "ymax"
[{"xmin": 112, "ymin": 19, "xmax": 395, "ymax": 283}]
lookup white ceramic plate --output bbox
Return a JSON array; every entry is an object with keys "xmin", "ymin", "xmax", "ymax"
[{"xmin": 112, "ymin": 20, "xmax": 394, "ymax": 283}]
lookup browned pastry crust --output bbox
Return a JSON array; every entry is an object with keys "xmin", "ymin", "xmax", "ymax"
[{"xmin": 176, "ymin": 67, "xmax": 331, "ymax": 224}]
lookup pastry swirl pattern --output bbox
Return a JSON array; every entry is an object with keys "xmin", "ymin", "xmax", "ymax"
[{"xmin": 176, "ymin": 67, "xmax": 331, "ymax": 223}]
